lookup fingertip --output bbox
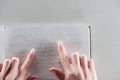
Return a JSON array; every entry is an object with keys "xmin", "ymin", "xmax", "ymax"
[
  {"xmin": 48, "ymin": 67, "xmax": 56, "ymax": 73},
  {"xmin": 12, "ymin": 57, "xmax": 19, "ymax": 64},
  {"xmin": 49, "ymin": 69, "xmax": 55, "ymax": 73},
  {"xmin": 88, "ymin": 59, "xmax": 95, "ymax": 69},
  {"xmin": 6, "ymin": 59, "xmax": 11, "ymax": 68},
  {"xmin": 57, "ymin": 41, "xmax": 66, "ymax": 54},
  {"xmin": 80, "ymin": 55, "xmax": 86, "ymax": 61},
  {"xmin": 5, "ymin": 59, "xmax": 11, "ymax": 64},
  {"xmin": 21, "ymin": 49, "xmax": 36, "ymax": 71},
  {"xmin": 1, "ymin": 59, "xmax": 11, "ymax": 76},
  {"xmin": 71, "ymin": 52, "xmax": 79, "ymax": 58},
  {"xmin": 80, "ymin": 55, "xmax": 88, "ymax": 70},
  {"xmin": 57, "ymin": 41, "xmax": 63, "ymax": 50},
  {"xmin": 80, "ymin": 55, "xmax": 87, "ymax": 63},
  {"xmin": 58, "ymin": 41, "xmax": 63, "ymax": 46},
  {"xmin": 88, "ymin": 59, "xmax": 94, "ymax": 65},
  {"xmin": 49, "ymin": 67, "xmax": 65, "ymax": 80},
  {"xmin": 88, "ymin": 59, "xmax": 97, "ymax": 79},
  {"xmin": 30, "ymin": 48, "xmax": 35, "ymax": 55},
  {"xmin": 81, "ymin": 55, "xmax": 87, "ymax": 59},
  {"xmin": 48, "ymin": 67, "xmax": 63, "ymax": 74},
  {"xmin": 71, "ymin": 52, "xmax": 80, "ymax": 66},
  {"xmin": 28, "ymin": 48, "xmax": 36, "ymax": 59}
]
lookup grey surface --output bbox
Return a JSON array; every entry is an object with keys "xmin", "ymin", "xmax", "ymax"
[
  {"xmin": 0, "ymin": 0, "xmax": 120, "ymax": 80},
  {"xmin": 4, "ymin": 25, "xmax": 90, "ymax": 80}
]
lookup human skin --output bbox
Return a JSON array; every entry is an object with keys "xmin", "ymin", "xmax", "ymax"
[
  {"xmin": 0, "ymin": 42, "xmax": 97, "ymax": 80},
  {"xmin": 0, "ymin": 49, "xmax": 39, "ymax": 80},
  {"xmin": 49, "ymin": 41, "xmax": 97, "ymax": 80}
]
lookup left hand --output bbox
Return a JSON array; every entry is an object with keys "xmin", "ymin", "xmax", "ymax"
[{"xmin": 0, "ymin": 48, "xmax": 39, "ymax": 80}]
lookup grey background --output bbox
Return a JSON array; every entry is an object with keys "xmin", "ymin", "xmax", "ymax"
[{"xmin": 0, "ymin": 0, "xmax": 120, "ymax": 80}]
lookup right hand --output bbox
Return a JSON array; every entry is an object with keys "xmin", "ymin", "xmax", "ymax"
[{"xmin": 49, "ymin": 41, "xmax": 97, "ymax": 80}]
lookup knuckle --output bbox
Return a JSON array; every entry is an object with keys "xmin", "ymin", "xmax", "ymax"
[
  {"xmin": 20, "ymin": 67, "xmax": 25, "ymax": 73},
  {"xmin": 61, "ymin": 56, "xmax": 69, "ymax": 63},
  {"xmin": 20, "ymin": 66, "xmax": 27, "ymax": 73},
  {"xmin": 61, "ymin": 57, "xmax": 66, "ymax": 62},
  {"xmin": 72, "ymin": 52, "xmax": 79, "ymax": 58}
]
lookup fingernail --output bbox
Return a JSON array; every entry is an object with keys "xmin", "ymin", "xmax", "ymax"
[
  {"xmin": 58, "ymin": 41, "xmax": 63, "ymax": 47},
  {"xmin": 48, "ymin": 68, "xmax": 53, "ymax": 71},
  {"xmin": 12, "ymin": 57, "xmax": 19, "ymax": 64},
  {"xmin": 31, "ymin": 48, "xmax": 35, "ymax": 54},
  {"xmin": 48, "ymin": 68, "xmax": 55, "ymax": 73}
]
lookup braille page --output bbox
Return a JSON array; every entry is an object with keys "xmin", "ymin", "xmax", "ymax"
[{"xmin": 4, "ymin": 24, "xmax": 91, "ymax": 80}]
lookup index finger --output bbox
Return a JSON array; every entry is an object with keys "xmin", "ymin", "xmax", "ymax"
[
  {"xmin": 20, "ymin": 48, "xmax": 35, "ymax": 73},
  {"xmin": 57, "ymin": 41, "xmax": 70, "ymax": 70}
]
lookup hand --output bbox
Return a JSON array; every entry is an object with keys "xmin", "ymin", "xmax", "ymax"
[
  {"xmin": 0, "ymin": 49, "xmax": 39, "ymax": 80},
  {"xmin": 49, "ymin": 41, "xmax": 97, "ymax": 80}
]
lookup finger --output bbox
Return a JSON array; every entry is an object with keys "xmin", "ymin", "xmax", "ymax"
[
  {"xmin": 20, "ymin": 48, "xmax": 35, "ymax": 75},
  {"xmin": 5, "ymin": 57, "xmax": 19, "ymax": 80},
  {"xmin": 88, "ymin": 59, "xmax": 97, "ymax": 79},
  {"xmin": 88, "ymin": 59, "xmax": 96, "ymax": 73},
  {"xmin": 26, "ymin": 75, "xmax": 39, "ymax": 80},
  {"xmin": 0, "ymin": 59, "xmax": 11, "ymax": 78},
  {"xmin": 71, "ymin": 52, "xmax": 81, "ymax": 71},
  {"xmin": 80, "ymin": 55, "xmax": 88, "ymax": 77},
  {"xmin": 49, "ymin": 67, "xmax": 65, "ymax": 80},
  {"xmin": 57, "ymin": 41, "xmax": 70, "ymax": 70},
  {"xmin": 71, "ymin": 53, "xmax": 84, "ymax": 80},
  {"xmin": 57, "ymin": 41, "xmax": 67, "ymax": 60},
  {"xmin": 80, "ymin": 55, "xmax": 88, "ymax": 70}
]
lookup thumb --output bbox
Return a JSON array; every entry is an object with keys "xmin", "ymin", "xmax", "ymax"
[
  {"xmin": 49, "ymin": 67, "xmax": 65, "ymax": 80},
  {"xmin": 26, "ymin": 75, "xmax": 39, "ymax": 80}
]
